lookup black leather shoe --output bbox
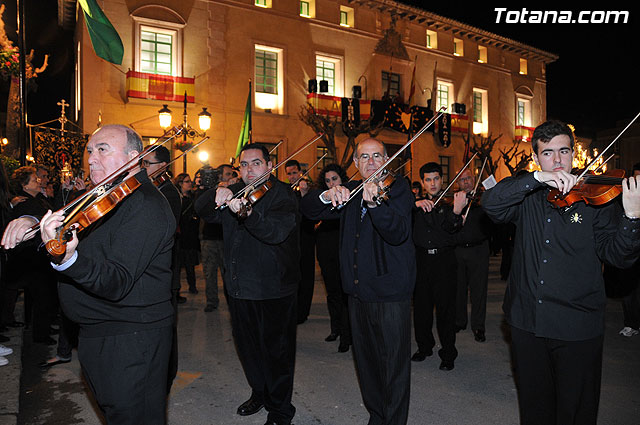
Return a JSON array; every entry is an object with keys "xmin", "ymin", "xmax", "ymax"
[
  {"xmin": 237, "ymin": 397, "xmax": 264, "ymax": 416},
  {"xmin": 411, "ymin": 349, "xmax": 433, "ymax": 362},
  {"xmin": 264, "ymin": 421, "xmax": 291, "ymax": 425},
  {"xmin": 439, "ymin": 360, "xmax": 455, "ymax": 371},
  {"xmin": 176, "ymin": 295, "xmax": 187, "ymax": 304},
  {"xmin": 455, "ymin": 325, "xmax": 466, "ymax": 333},
  {"xmin": 325, "ymin": 333, "xmax": 339, "ymax": 342},
  {"xmin": 338, "ymin": 341, "xmax": 350, "ymax": 353},
  {"xmin": 473, "ymin": 329, "xmax": 486, "ymax": 342}
]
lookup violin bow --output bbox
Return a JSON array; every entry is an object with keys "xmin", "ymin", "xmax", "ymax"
[
  {"xmin": 462, "ymin": 155, "xmax": 488, "ymax": 222},
  {"xmin": 577, "ymin": 111, "xmax": 640, "ymax": 182},
  {"xmin": 335, "ymin": 107, "xmax": 447, "ymax": 210},
  {"xmin": 433, "ymin": 151, "xmax": 478, "ymax": 207},
  {"xmin": 291, "ymin": 153, "xmax": 327, "ymax": 189}
]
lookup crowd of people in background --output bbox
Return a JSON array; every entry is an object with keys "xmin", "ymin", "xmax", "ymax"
[{"xmin": 0, "ymin": 120, "xmax": 639, "ymax": 425}]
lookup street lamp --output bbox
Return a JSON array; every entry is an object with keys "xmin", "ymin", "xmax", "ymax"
[
  {"xmin": 0, "ymin": 138, "xmax": 8, "ymax": 154},
  {"xmin": 157, "ymin": 91, "xmax": 211, "ymax": 172}
]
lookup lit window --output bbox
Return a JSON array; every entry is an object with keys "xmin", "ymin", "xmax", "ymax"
[
  {"xmin": 426, "ymin": 30, "xmax": 438, "ymax": 49},
  {"xmin": 133, "ymin": 17, "xmax": 183, "ymax": 76},
  {"xmin": 519, "ymin": 58, "xmax": 528, "ymax": 75},
  {"xmin": 382, "ymin": 71, "xmax": 401, "ymax": 98},
  {"xmin": 315, "ymin": 55, "xmax": 343, "ymax": 97},
  {"xmin": 255, "ymin": 49, "xmax": 278, "ymax": 94},
  {"xmin": 437, "ymin": 81, "xmax": 453, "ymax": 111},
  {"xmin": 473, "ymin": 88, "xmax": 488, "ymax": 135},
  {"xmin": 255, "ymin": 0, "xmax": 271, "ymax": 8},
  {"xmin": 478, "ymin": 46, "xmax": 487, "ymax": 63},
  {"xmin": 255, "ymin": 45, "xmax": 284, "ymax": 113},
  {"xmin": 517, "ymin": 97, "xmax": 531, "ymax": 127},
  {"xmin": 340, "ymin": 6, "xmax": 354, "ymax": 27},
  {"xmin": 454, "ymin": 38, "xmax": 464, "ymax": 57},
  {"xmin": 300, "ymin": 0, "xmax": 313, "ymax": 18}
]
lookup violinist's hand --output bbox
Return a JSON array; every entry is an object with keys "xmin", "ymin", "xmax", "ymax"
[
  {"xmin": 452, "ymin": 191, "xmax": 468, "ymax": 215},
  {"xmin": 298, "ymin": 179, "xmax": 309, "ymax": 197},
  {"xmin": 622, "ymin": 174, "xmax": 640, "ymax": 219},
  {"xmin": 415, "ymin": 199, "xmax": 435, "ymax": 213},
  {"xmin": 1, "ymin": 217, "xmax": 38, "ymax": 249},
  {"xmin": 227, "ymin": 198, "xmax": 250, "ymax": 216},
  {"xmin": 321, "ymin": 185, "xmax": 351, "ymax": 207},
  {"xmin": 535, "ymin": 170, "xmax": 578, "ymax": 194},
  {"xmin": 10, "ymin": 196, "xmax": 27, "ymax": 208},
  {"xmin": 362, "ymin": 181, "xmax": 381, "ymax": 208},
  {"xmin": 40, "ymin": 210, "xmax": 78, "ymax": 264},
  {"xmin": 73, "ymin": 178, "xmax": 86, "ymax": 191},
  {"xmin": 215, "ymin": 187, "xmax": 233, "ymax": 207}
]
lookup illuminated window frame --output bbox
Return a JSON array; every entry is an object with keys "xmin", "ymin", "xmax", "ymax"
[
  {"xmin": 340, "ymin": 6, "xmax": 354, "ymax": 27},
  {"xmin": 454, "ymin": 38, "xmax": 464, "ymax": 57},
  {"xmin": 478, "ymin": 46, "xmax": 487, "ymax": 63},
  {"xmin": 437, "ymin": 81, "xmax": 454, "ymax": 111},
  {"xmin": 255, "ymin": 44, "xmax": 284, "ymax": 114},
  {"xmin": 133, "ymin": 17, "xmax": 184, "ymax": 77},
  {"xmin": 255, "ymin": 0, "xmax": 271, "ymax": 8},
  {"xmin": 300, "ymin": 0, "xmax": 315, "ymax": 18},
  {"xmin": 426, "ymin": 30, "xmax": 438, "ymax": 49},
  {"xmin": 316, "ymin": 54, "xmax": 343, "ymax": 97},
  {"xmin": 516, "ymin": 96, "xmax": 532, "ymax": 127},
  {"xmin": 519, "ymin": 58, "xmax": 528, "ymax": 75},
  {"xmin": 473, "ymin": 88, "xmax": 488, "ymax": 136}
]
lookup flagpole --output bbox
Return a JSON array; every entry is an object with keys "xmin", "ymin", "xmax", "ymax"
[{"xmin": 248, "ymin": 79, "xmax": 253, "ymax": 144}]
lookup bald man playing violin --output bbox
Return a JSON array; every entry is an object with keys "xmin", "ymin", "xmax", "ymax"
[
  {"xmin": 482, "ymin": 120, "xmax": 640, "ymax": 425},
  {"xmin": 2, "ymin": 125, "xmax": 176, "ymax": 425},
  {"xmin": 301, "ymin": 138, "xmax": 415, "ymax": 425}
]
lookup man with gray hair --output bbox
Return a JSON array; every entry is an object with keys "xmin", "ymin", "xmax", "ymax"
[
  {"xmin": 302, "ymin": 138, "xmax": 415, "ymax": 425},
  {"xmin": 2, "ymin": 124, "xmax": 176, "ymax": 425}
]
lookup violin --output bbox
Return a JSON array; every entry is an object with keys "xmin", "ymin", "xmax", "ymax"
[
  {"xmin": 547, "ymin": 169, "xmax": 624, "ymax": 208},
  {"xmin": 45, "ymin": 174, "xmax": 143, "ymax": 262},
  {"xmin": 236, "ymin": 179, "xmax": 274, "ymax": 219},
  {"xmin": 152, "ymin": 170, "xmax": 172, "ymax": 187},
  {"xmin": 370, "ymin": 170, "xmax": 397, "ymax": 205}
]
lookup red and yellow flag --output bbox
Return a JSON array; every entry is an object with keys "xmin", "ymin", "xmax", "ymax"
[{"xmin": 126, "ymin": 71, "xmax": 195, "ymax": 102}]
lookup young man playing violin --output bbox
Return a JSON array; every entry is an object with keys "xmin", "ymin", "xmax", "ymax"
[
  {"xmin": 482, "ymin": 120, "xmax": 640, "ymax": 425},
  {"xmin": 301, "ymin": 138, "xmax": 415, "ymax": 425},
  {"xmin": 411, "ymin": 162, "xmax": 467, "ymax": 371},
  {"xmin": 2, "ymin": 124, "xmax": 176, "ymax": 425},
  {"xmin": 195, "ymin": 143, "xmax": 300, "ymax": 425}
]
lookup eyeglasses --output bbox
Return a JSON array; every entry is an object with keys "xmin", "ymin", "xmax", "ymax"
[
  {"xmin": 142, "ymin": 160, "xmax": 163, "ymax": 167},
  {"xmin": 357, "ymin": 152, "xmax": 384, "ymax": 162}
]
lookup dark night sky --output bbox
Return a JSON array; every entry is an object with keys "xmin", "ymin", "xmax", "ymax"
[
  {"xmin": 403, "ymin": 3, "xmax": 639, "ymax": 138},
  {"xmin": 2, "ymin": 2, "xmax": 638, "ymax": 139}
]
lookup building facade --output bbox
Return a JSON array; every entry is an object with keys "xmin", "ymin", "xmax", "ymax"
[{"xmin": 70, "ymin": 0, "xmax": 557, "ymax": 182}]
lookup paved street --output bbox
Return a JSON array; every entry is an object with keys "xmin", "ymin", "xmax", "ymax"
[{"xmin": 6, "ymin": 255, "xmax": 640, "ymax": 425}]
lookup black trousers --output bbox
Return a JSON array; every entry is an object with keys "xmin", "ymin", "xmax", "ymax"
[
  {"xmin": 228, "ymin": 295, "xmax": 297, "ymax": 424},
  {"xmin": 455, "ymin": 241, "xmax": 489, "ymax": 331},
  {"xmin": 79, "ymin": 326, "xmax": 173, "ymax": 425},
  {"xmin": 413, "ymin": 247, "xmax": 458, "ymax": 362},
  {"xmin": 316, "ymin": 238, "xmax": 351, "ymax": 342},
  {"xmin": 297, "ymin": 228, "xmax": 316, "ymax": 323},
  {"xmin": 510, "ymin": 326, "xmax": 603, "ymax": 425},
  {"xmin": 349, "ymin": 296, "xmax": 411, "ymax": 425}
]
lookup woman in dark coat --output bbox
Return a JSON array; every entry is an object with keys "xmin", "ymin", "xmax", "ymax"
[
  {"xmin": 173, "ymin": 173, "xmax": 201, "ymax": 295},
  {"xmin": 314, "ymin": 164, "xmax": 351, "ymax": 352}
]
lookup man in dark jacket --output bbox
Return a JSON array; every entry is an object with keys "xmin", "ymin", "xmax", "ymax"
[
  {"xmin": 3, "ymin": 125, "xmax": 176, "ymax": 425},
  {"xmin": 482, "ymin": 120, "xmax": 640, "ymax": 425},
  {"xmin": 301, "ymin": 138, "xmax": 415, "ymax": 425},
  {"xmin": 195, "ymin": 143, "xmax": 300, "ymax": 425}
]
